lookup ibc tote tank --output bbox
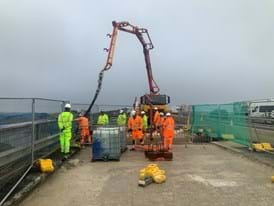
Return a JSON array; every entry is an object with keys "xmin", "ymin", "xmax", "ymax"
[{"xmin": 92, "ymin": 127, "xmax": 121, "ymax": 161}]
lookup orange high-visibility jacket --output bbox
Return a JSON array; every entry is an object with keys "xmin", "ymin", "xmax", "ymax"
[
  {"xmin": 77, "ymin": 116, "xmax": 89, "ymax": 128},
  {"xmin": 163, "ymin": 117, "xmax": 175, "ymax": 138},
  {"xmin": 153, "ymin": 111, "xmax": 161, "ymax": 126},
  {"xmin": 159, "ymin": 117, "xmax": 165, "ymax": 127},
  {"xmin": 128, "ymin": 115, "xmax": 143, "ymax": 131}
]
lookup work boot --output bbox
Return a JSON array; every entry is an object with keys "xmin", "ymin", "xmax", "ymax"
[
  {"xmin": 62, "ymin": 155, "xmax": 68, "ymax": 161},
  {"xmin": 63, "ymin": 153, "xmax": 69, "ymax": 160}
]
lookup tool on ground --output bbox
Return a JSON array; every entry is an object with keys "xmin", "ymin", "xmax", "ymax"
[{"xmin": 138, "ymin": 177, "xmax": 153, "ymax": 187}]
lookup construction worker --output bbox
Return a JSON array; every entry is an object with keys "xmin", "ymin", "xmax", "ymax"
[
  {"xmin": 153, "ymin": 107, "xmax": 161, "ymax": 129},
  {"xmin": 117, "ymin": 109, "xmax": 127, "ymax": 126},
  {"xmin": 128, "ymin": 110, "xmax": 143, "ymax": 150},
  {"xmin": 163, "ymin": 112, "xmax": 175, "ymax": 151},
  {"xmin": 141, "ymin": 111, "xmax": 148, "ymax": 131},
  {"xmin": 141, "ymin": 111, "xmax": 148, "ymax": 141},
  {"xmin": 58, "ymin": 103, "xmax": 73, "ymax": 159},
  {"xmin": 159, "ymin": 112, "xmax": 165, "ymax": 135},
  {"xmin": 159, "ymin": 112, "xmax": 165, "ymax": 126},
  {"xmin": 75, "ymin": 113, "xmax": 92, "ymax": 147},
  {"xmin": 97, "ymin": 111, "xmax": 109, "ymax": 125}
]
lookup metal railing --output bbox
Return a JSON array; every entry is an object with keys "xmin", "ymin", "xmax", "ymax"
[{"xmin": 0, "ymin": 98, "xmax": 66, "ymax": 205}]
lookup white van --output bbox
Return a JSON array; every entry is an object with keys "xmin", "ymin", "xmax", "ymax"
[{"xmin": 249, "ymin": 101, "xmax": 274, "ymax": 120}]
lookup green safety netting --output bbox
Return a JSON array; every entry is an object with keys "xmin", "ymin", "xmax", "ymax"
[{"xmin": 191, "ymin": 102, "xmax": 250, "ymax": 146}]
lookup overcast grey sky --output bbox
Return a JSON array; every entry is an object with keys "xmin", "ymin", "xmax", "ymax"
[{"xmin": 0, "ymin": 0, "xmax": 274, "ymax": 105}]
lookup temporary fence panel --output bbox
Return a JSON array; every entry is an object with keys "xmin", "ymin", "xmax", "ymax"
[
  {"xmin": 247, "ymin": 100, "xmax": 274, "ymax": 145},
  {"xmin": 0, "ymin": 99, "xmax": 33, "ymax": 203},
  {"xmin": 0, "ymin": 98, "xmax": 66, "ymax": 205},
  {"xmin": 192, "ymin": 102, "xmax": 250, "ymax": 146},
  {"xmin": 34, "ymin": 99, "xmax": 64, "ymax": 159}
]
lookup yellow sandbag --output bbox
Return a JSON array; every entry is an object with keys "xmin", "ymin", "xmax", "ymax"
[
  {"xmin": 153, "ymin": 175, "xmax": 166, "ymax": 184},
  {"xmin": 146, "ymin": 164, "xmax": 159, "ymax": 171},
  {"xmin": 38, "ymin": 159, "xmax": 54, "ymax": 173},
  {"xmin": 252, "ymin": 144, "xmax": 264, "ymax": 152},
  {"xmin": 261, "ymin": 143, "xmax": 274, "ymax": 151},
  {"xmin": 151, "ymin": 169, "xmax": 165, "ymax": 176},
  {"xmin": 271, "ymin": 176, "xmax": 274, "ymax": 183},
  {"xmin": 139, "ymin": 168, "xmax": 146, "ymax": 174},
  {"xmin": 160, "ymin": 170, "xmax": 165, "ymax": 175},
  {"xmin": 152, "ymin": 172, "xmax": 162, "ymax": 178},
  {"xmin": 146, "ymin": 168, "xmax": 159, "ymax": 177},
  {"xmin": 221, "ymin": 134, "xmax": 234, "ymax": 140}
]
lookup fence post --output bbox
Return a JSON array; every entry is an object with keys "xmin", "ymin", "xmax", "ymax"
[
  {"xmin": 61, "ymin": 101, "xmax": 65, "ymax": 112},
  {"xmin": 218, "ymin": 104, "xmax": 221, "ymax": 138},
  {"xmin": 191, "ymin": 105, "xmax": 195, "ymax": 135},
  {"xmin": 31, "ymin": 98, "xmax": 35, "ymax": 164}
]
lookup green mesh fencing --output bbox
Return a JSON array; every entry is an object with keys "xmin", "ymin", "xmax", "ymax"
[{"xmin": 192, "ymin": 102, "xmax": 250, "ymax": 146}]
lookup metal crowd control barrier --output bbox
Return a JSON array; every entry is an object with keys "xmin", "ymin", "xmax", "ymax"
[{"xmin": 0, "ymin": 98, "xmax": 66, "ymax": 205}]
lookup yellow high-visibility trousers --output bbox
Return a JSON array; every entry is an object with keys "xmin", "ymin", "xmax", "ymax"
[{"xmin": 59, "ymin": 130, "xmax": 72, "ymax": 154}]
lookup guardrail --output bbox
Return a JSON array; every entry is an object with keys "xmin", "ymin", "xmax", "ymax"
[{"xmin": 0, "ymin": 98, "xmax": 66, "ymax": 205}]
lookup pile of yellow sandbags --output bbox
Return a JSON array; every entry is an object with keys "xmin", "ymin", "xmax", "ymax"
[{"xmin": 139, "ymin": 164, "xmax": 166, "ymax": 184}]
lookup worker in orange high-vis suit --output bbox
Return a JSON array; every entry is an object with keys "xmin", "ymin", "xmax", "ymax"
[
  {"xmin": 159, "ymin": 112, "xmax": 165, "ymax": 136},
  {"xmin": 75, "ymin": 113, "xmax": 92, "ymax": 147},
  {"xmin": 153, "ymin": 107, "xmax": 161, "ymax": 129},
  {"xmin": 128, "ymin": 110, "xmax": 143, "ymax": 151},
  {"xmin": 163, "ymin": 112, "xmax": 175, "ymax": 151},
  {"xmin": 159, "ymin": 112, "xmax": 165, "ymax": 127}
]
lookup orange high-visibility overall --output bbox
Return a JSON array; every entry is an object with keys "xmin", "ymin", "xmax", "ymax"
[
  {"xmin": 77, "ymin": 116, "xmax": 91, "ymax": 145},
  {"xmin": 128, "ymin": 115, "xmax": 143, "ymax": 140},
  {"xmin": 163, "ymin": 117, "xmax": 175, "ymax": 150},
  {"xmin": 153, "ymin": 111, "xmax": 161, "ymax": 127},
  {"xmin": 159, "ymin": 116, "xmax": 165, "ymax": 136},
  {"xmin": 159, "ymin": 117, "xmax": 165, "ymax": 128}
]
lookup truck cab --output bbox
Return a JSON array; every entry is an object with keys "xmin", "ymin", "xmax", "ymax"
[{"xmin": 140, "ymin": 94, "xmax": 170, "ymax": 113}]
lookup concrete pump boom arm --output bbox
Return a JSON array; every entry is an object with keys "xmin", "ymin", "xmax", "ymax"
[
  {"xmin": 104, "ymin": 21, "xmax": 160, "ymax": 94},
  {"xmin": 85, "ymin": 21, "xmax": 160, "ymax": 116}
]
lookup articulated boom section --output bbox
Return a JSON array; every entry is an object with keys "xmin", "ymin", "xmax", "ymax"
[{"xmin": 105, "ymin": 21, "xmax": 160, "ymax": 94}]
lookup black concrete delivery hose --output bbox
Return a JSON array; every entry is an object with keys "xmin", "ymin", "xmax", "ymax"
[{"xmin": 84, "ymin": 70, "xmax": 105, "ymax": 117}]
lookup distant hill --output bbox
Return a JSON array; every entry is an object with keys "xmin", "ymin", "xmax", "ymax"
[{"xmin": 0, "ymin": 113, "xmax": 53, "ymax": 125}]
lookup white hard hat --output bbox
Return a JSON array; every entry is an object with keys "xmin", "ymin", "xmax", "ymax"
[
  {"xmin": 141, "ymin": 111, "xmax": 145, "ymax": 114},
  {"xmin": 154, "ymin": 107, "xmax": 158, "ymax": 110},
  {"xmin": 166, "ymin": 112, "xmax": 171, "ymax": 116},
  {"xmin": 120, "ymin": 109, "xmax": 124, "ymax": 113},
  {"xmin": 160, "ymin": 112, "xmax": 164, "ymax": 116},
  {"xmin": 64, "ymin": 103, "xmax": 71, "ymax": 109},
  {"xmin": 131, "ymin": 110, "xmax": 136, "ymax": 116}
]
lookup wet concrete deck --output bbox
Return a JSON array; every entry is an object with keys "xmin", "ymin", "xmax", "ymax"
[{"xmin": 19, "ymin": 144, "xmax": 274, "ymax": 206}]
